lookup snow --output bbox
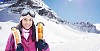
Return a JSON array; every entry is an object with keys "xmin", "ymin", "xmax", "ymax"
[
  {"xmin": 0, "ymin": 4, "xmax": 12, "ymax": 8},
  {"xmin": 94, "ymin": 24, "xmax": 100, "ymax": 30},
  {"xmin": 0, "ymin": 4, "xmax": 12, "ymax": 11},
  {"xmin": 1, "ymin": 15, "xmax": 100, "ymax": 51},
  {"xmin": 0, "ymin": 0, "xmax": 100, "ymax": 51},
  {"xmin": 0, "ymin": 21, "xmax": 17, "ymax": 51}
]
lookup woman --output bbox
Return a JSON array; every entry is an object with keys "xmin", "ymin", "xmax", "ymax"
[{"xmin": 5, "ymin": 10, "xmax": 50, "ymax": 51}]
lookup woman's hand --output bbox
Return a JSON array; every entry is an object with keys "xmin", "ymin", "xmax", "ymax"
[
  {"xmin": 16, "ymin": 43, "xmax": 24, "ymax": 51},
  {"xmin": 36, "ymin": 39, "xmax": 48, "ymax": 50}
]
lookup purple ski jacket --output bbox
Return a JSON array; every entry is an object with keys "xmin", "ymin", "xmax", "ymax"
[{"xmin": 5, "ymin": 29, "xmax": 50, "ymax": 51}]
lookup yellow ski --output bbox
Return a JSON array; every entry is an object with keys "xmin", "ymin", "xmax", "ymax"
[
  {"xmin": 11, "ymin": 27, "xmax": 21, "ymax": 49},
  {"xmin": 36, "ymin": 22, "xmax": 45, "ymax": 51}
]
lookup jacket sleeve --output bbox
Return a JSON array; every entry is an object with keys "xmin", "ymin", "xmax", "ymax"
[{"xmin": 5, "ymin": 34, "xmax": 16, "ymax": 51}]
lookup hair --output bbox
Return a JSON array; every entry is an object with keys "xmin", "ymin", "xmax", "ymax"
[{"xmin": 16, "ymin": 20, "xmax": 36, "ymax": 41}]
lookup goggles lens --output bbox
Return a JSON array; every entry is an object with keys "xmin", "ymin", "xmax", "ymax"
[{"xmin": 21, "ymin": 9, "xmax": 35, "ymax": 18}]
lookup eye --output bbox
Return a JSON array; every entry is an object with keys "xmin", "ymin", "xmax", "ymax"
[
  {"xmin": 23, "ymin": 18, "xmax": 27, "ymax": 21},
  {"xmin": 29, "ymin": 18, "xmax": 33, "ymax": 21}
]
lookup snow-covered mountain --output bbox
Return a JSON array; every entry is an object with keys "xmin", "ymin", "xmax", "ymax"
[
  {"xmin": 1, "ymin": 0, "xmax": 100, "ymax": 51},
  {"xmin": 63, "ymin": 21, "xmax": 100, "ymax": 34},
  {"xmin": 0, "ymin": 0, "xmax": 100, "ymax": 34},
  {"xmin": 94, "ymin": 24, "xmax": 100, "ymax": 30}
]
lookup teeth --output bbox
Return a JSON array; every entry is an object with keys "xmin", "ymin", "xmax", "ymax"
[{"xmin": 26, "ymin": 24, "xmax": 30, "ymax": 27}]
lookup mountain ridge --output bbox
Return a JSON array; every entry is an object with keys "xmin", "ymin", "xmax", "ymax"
[{"xmin": 0, "ymin": 0, "xmax": 100, "ymax": 34}]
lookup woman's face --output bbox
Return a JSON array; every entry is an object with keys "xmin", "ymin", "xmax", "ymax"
[{"xmin": 21, "ymin": 14, "xmax": 33, "ymax": 30}]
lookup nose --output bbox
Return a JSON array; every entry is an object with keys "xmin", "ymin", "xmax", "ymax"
[{"xmin": 26, "ymin": 20, "xmax": 30, "ymax": 24}]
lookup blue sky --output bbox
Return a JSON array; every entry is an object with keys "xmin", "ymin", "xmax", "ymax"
[
  {"xmin": 44, "ymin": 0, "xmax": 100, "ymax": 24},
  {"xmin": 0, "ymin": 0, "xmax": 4, "ymax": 2}
]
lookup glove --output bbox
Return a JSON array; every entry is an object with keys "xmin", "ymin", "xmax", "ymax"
[
  {"xmin": 16, "ymin": 43, "xmax": 24, "ymax": 51},
  {"xmin": 36, "ymin": 39, "xmax": 48, "ymax": 50}
]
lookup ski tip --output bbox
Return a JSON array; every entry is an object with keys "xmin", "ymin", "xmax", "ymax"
[{"xmin": 36, "ymin": 22, "xmax": 45, "ymax": 26}]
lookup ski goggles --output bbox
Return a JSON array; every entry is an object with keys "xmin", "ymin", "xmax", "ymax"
[
  {"xmin": 21, "ymin": 10, "xmax": 35, "ymax": 18},
  {"xmin": 20, "ymin": 9, "xmax": 36, "ymax": 21}
]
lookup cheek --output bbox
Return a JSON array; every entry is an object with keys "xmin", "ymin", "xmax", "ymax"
[
  {"xmin": 30, "ymin": 21, "xmax": 33, "ymax": 26},
  {"xmin": 22, "ymin": 21, "xmax": 33, "ymax": 26},
  {"xmin": 22, "ymin": 21, "xmax": 26, "ymax": 27}
]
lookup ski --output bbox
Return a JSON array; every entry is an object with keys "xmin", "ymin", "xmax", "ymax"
[
  {"xmin": 36, "ymin": 22, "xmax": 45, "ymax": 51},
  {"xmin": 11, "ymin": 27, "xmax": 21, "ymax": 49}
]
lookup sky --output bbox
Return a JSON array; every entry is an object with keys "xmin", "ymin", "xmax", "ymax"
[
  {"xmin": 44, "ymin": 0, "xmax": 100, "ymax": 24},
  {"xmin": 0, "ymin": 0, "xmax": 4, "ymax": 2}
]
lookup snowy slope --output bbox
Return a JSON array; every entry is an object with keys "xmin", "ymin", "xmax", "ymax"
[
  {"xmin": 1, "ymin": 14, "xmax": 100, "ymax": 51},
  {"xmin": 0, "ymin": 0, "xmax": 100, "ymax": 51},
  {"xmin": 0, "ymin": 21, "xmax": 17, "ymax": 51}
]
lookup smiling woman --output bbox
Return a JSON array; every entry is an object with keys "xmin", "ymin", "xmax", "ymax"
[{"xmin": 5, "ymin": 9, "xmax": 50, "ymax": 51}]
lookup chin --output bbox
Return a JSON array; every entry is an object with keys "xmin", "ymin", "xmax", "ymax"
[{"xmin": 24, "ymin": 27, "xmax": 30, "ymax": 30}]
